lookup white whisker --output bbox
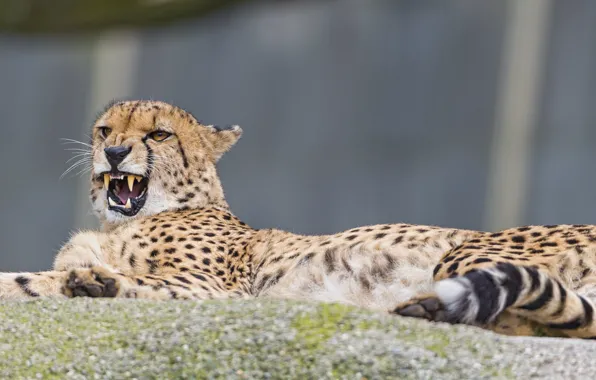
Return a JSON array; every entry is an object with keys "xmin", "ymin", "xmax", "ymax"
[
  {"xmin": 65, "ymin": 148, "xmax": 92, "ymax": 153},
  {"xmin": 66, "ymin": 153, "xmax": 92, "ymax": 163},
  {"xmin": 60, "ymin": 138, "xmax": 92, "ymax": 148},
  {"xmin": 60, "ymin": 158, "xmax": 92, "ymax": 179},
  {"xmin": 73, "ymin": 166, "xmax": 93, "ymax": 177}
]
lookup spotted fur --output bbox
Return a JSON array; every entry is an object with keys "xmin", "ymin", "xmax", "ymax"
[
  {"xmin": 0, "ymin": 101, "xmax": 475, "ymax": 309},
  {"xmin": 393, "ymin": 225, "xmax": 596, "ymax": 339},
  {"xmin": 1, "ymin": 100, "xmax": 594, "ymax": 340}
]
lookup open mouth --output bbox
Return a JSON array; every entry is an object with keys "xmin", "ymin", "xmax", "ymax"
[{"xmin": 100, "ymin": 172, "xmax": 148, "ymax": 216}]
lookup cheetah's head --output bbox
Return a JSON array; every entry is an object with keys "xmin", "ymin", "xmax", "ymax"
[{"xmin": 88, "ymin": 100, "xmax": 242, "ymax": 225}]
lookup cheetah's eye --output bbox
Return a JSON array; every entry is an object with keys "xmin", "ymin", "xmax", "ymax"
[
  {"xmin": 148, "ymin": 131, "xmax": 172, "ymax": 142},
  {"xmin": 98, "ymin": 126, "xmax": 112, "ymax": 139}
]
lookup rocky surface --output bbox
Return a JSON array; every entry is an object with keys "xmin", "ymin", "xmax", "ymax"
[{"xmin": 0, "ymin": 298, "xmax": 594, "ymax": 379}]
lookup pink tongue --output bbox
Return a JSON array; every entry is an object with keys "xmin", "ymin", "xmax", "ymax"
[{"xmin": 117, "ymin": 183, "xmax": 141, "ymax": 204}]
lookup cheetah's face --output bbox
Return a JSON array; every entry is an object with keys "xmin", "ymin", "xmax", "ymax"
[{"xmin": 88, "ymin": 100, "xmax": 242, "ymax": 224}]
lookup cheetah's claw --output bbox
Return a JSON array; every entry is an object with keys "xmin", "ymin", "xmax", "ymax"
[{"xmin": 64, "ymin": 267, "xmax": 120, "ymax": 298}]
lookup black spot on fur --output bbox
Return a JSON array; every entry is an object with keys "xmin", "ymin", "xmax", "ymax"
[
  {"xmin": 191, "ymin": 273, "xmax": 207, "ymax": 282},
  {"xmin": 447, "ymin": 262, "xmax": 459, "ymax": 273},
  {"xmin": 359, "ymin": 274, "xmax": 372, "ymax": 292},
  {"xmin": 472, "ymin": 258, "xmax": 493, "ymax": 265},
  {"xmin": 324, "ymin": 249, "xmax": 336, "ymax": 273},
  {"xmin": 442, "ymin": 255, "xmax": 456, "ymax": 263},
  {"xmin": 145, "ymin": 259, "xmax": 158, "ymax": 274},
  {"xmin": 540, "ymin": 242, "xmax": 558, "ymax": 248},
  {"xmin": 174, "ymin": 276, "xmax": 192, "ymax": 285},
  {"xmin": 393, "ymin": 236, "xmax": 404, "ymax": 245},
  {"xmin": 15, "ymin": 276, "xmax": 39, "ymax": 297},
  {"xmin": 298, "ymin": 252, "xmax": 316, "ymax": 266}
]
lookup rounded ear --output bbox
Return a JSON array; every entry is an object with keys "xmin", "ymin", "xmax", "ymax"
[{"xmin": 202, "ymin": 125, "xmax": 243, "ymax": 161}]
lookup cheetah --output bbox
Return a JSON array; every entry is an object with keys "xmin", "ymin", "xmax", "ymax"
[{"xmin": 0, "ymin": 100, "xmax": 594, "ymax": 340}]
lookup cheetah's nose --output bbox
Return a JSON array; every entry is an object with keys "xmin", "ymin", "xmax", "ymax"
[{"xmin": 104, "ymin": 146, "xmax": 132, "ymax": 168}]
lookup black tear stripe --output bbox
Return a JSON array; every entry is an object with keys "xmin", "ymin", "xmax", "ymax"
[
  {"xmin": 15, "ymin": 276, "xmax": 39, "ymax": 297},
  {"xmin": 120, "ymin": 242, "xmax": 127, "ymax": 257},
  {"xmin": 141, "ymin": 137, "xmax": 154, "ymax": 178},
  {"xmin": 255, "ymin": 274, "xmax": 271, "ymax": 294},
  {"xmin": 466, "ymin": 270, "xmax": 501, "ymax": 324},
  {"xmin": 177, "ymin": 140, "xmax": 189, "ymax": 169}
]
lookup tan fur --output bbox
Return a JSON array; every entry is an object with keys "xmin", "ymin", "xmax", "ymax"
[
  {"xmin": 2, "ymin": 100, "xmax": 595, "ymax": 339},
  {"xmin": 394, "ymin": 226, "xmax": 596, "ymax": 338},
  {"xmin": 0, "ymin": 100, "xmax": 475, "ymax": 307}
]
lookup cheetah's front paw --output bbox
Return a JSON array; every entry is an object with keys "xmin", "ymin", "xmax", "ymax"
[{"xmin": 63, "ymin": 266, "xmax": 120, "ymax": 298}]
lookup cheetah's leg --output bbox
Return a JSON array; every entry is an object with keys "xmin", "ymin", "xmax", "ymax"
[
  {"xmin": 394, "ymin": 263, "xmax": 596, "ymax": 339},
  {"xmin": 0, "ymin": 271, "xmax": 68, "ymax": 299},
  {"xmin": 63, "ymin": 266, "xmax": 243, "ymax": 300},
  {"xmin": 0, "ymin": 231, "xmax": 118, "ymax": 299}
]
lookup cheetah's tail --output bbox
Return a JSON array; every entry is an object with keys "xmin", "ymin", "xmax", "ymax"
[{"xmin": 434, "ymin": 262, "xmax": 596, "ymax": 339}]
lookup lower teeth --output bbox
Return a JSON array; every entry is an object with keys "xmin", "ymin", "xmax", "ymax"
[{"xmin": 108, "ymin": 197, "xmax": 132, "ymax": 209}]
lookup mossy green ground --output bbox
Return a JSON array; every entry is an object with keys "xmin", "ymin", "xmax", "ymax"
[{"xmin": 0, "ymin": 299, "xmax": 594, "ymax": 379}]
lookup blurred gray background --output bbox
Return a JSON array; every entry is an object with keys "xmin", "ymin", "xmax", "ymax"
[{"xmin": 1, "ymin": 0, "xmax": 594, "ymax": 271}]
